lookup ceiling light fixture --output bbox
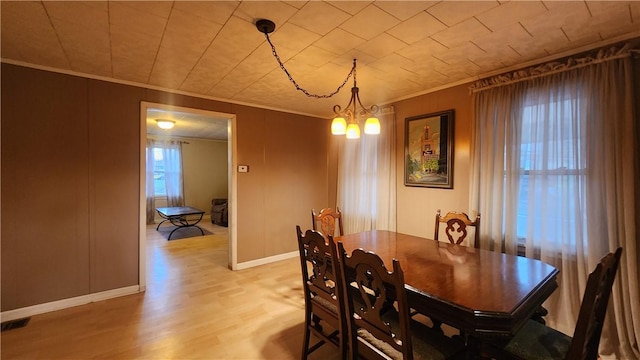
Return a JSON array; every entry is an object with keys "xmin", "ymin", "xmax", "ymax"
[
  {"xmin": 331, "ymin": 59, "xmax": 380, "ymax": 139},
  {"xmin": 256, "ymin": 19, "xmax": 380, "ymax": 139},
  {"xmin": 156, "ymin": 119, "xmax": 175, "ymax": 130}
]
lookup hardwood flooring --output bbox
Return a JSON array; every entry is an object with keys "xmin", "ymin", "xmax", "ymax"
[{"xmin": 1, "ymin": 220, "xmax": 341, "ymax": 359}]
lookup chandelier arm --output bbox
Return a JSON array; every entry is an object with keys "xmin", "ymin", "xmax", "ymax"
[
  {"xmin": 355, "ymin": 91, "xmax": 379, "ymax": 117},
  {"xmin": 333, "ymin": 88, "xmax": 357, "ymax": 117},
  {"xmin": 263, "ymin": 32, "xmax": 355, "ymax": 99}
]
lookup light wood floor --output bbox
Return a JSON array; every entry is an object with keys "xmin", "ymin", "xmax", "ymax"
[{"xmin": 1, "ymin": 220, "xmax": 341, "ymax": 359}]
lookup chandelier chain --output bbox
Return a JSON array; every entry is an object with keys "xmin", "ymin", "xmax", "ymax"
[{"xmin": 263, "ymin": 32, "xmax": 355, "ymax": 99}]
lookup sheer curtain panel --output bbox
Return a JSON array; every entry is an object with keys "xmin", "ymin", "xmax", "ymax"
[
  {"xmin": 145, "ymin": 140, "xmax": 156, "ymax": 224},
  {"xmin": 162, "ymin": 141, "xmax": 184, "ymax": 207},
  {"xmin": 469, "ymin": 44, "xmax": 639, "ymax": 358},
  {"xmin": 145, "ymin": 138, "xmax": 185, "ymax": 224},
  {"xmin": 337, "ymin": 107, "xmax": 396, "ymax": 234}
]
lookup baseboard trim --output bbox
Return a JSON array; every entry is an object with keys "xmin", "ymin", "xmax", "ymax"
[
  {"xmin": 0, "ymin": 285, "xmax": 141, "ymax": 322},
  {"xmin": 236, "ymin": 250, "xmax": 298, "ymax": 270}
]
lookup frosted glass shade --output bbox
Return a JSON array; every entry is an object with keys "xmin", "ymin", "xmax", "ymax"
[
  {"xmin": 331, "ymin": 117, "xmax": 347, "ymax": 135},
  {"xmin": 364, "ymin": 117, "xmax": 380, "ymax": 134},
  {"xmin": 346, "ymin": 123, "xmax": 360, "ymax": 139}
]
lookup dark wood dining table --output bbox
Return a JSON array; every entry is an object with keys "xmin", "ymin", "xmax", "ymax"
[{"xmin": 335, "ymin": 230, "xmax": 559, "ymax": 344}]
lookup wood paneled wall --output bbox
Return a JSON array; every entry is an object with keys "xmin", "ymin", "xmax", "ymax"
[
  {"xmin": 1, "ymin": 63, "xmax": 330, "ymax": 311},
  {"xmin": 1, "ymin": 62, "xmax": 473, "ymax": 313},
  {"xmin": 2, "ymin": 65, "xmax": 93, "ymax": 309}
]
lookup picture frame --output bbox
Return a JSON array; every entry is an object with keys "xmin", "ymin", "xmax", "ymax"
[{"xmin": 404, "ymin": 110, "xmax": 454, "ymax": 188}]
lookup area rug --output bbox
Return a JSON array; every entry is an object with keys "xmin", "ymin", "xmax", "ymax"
[{"xmin": 156, "ymin": 226, "xmax": 213, "ymax": 240}]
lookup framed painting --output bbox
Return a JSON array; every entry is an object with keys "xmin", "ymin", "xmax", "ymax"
[{"xmin": 404, "ymin": 110, "xmax": 454, "ymax": 188}]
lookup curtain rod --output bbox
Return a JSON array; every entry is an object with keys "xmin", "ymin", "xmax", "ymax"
[
  {"xmin": 471, "ymin": 43, "xmax": 634, "ymax": 93},
  {"xmin": 147, "ymin": 135, "xmax": 190, "ymax": 144}
]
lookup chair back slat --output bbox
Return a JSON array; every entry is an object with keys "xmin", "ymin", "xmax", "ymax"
[
  {"xmin": 312, "ymin": 207, "xmax": 345, "ymax": 237},
  {"xmin": 435, "ymin": 209, "xmax": 480, "ymax": 248}
]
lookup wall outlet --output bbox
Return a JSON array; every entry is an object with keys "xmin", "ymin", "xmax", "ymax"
[{"xmin": 238, "ymin": 165, "xmax": 249, "ymax": 173}]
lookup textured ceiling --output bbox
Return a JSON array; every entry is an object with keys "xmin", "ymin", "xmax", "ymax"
[{"xmin": 2, "ymin": 1, "xmax": 640, "ymax": 134}]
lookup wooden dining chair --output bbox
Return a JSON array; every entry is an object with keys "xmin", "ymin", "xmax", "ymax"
[
  {"xmin": 336, "ymin": 242, "xmax": 465, "ymax": 360},
  {"xmin": 295, "ymin": 226, "xmax": 348, "ymax": 360},
  {"xmin": 429, "ymin": 210, "xmax": 481, "ymax": 333},
  {"xmin": 312, "ymin": 207, "xmax": 344, "ymax": 237},
  {"xmin": 489, "ymin": 247, "xmax": 623, "ymax": 360},
  {"xmin": 434, "ymin": 209, "xmax": 480, "ymax": 248}
]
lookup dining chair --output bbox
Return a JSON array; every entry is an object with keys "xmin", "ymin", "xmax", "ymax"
[
  {"xmin": 295, "ymin": 226, "xmax": 348, "ymax": 360},
  {"xmin": 429, "ymin": 210, "xmax": 481, "ymax": 333},
  {"xmin": 434, "ymin": 209, "xmax": 480, "ymax": 248},
  {"xmin": 489, "ymin": 247, "xmax": 623, "ymax": 360},
  {"xmin": 312, "ymin": 207, "xmax": 345, "ymax": 237},
  {"xmin": 336, "ymin": 241, "xmax": 465, "ymax": 360}
]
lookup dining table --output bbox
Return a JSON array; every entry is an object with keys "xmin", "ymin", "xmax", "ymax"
[{"xmin": 335, "ymin": 230, "xmax": 559, "ymax": 352}]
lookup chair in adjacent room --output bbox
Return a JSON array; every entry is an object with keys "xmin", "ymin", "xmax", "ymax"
[
  {"xmin": 312, "ymin": 207, "xmax": 344, "ymax": 237},
  {"xmin": 336, "ymin": 242, "xmax": 465, "ymax": 360},
  {"xmin": 296, "ymin": 226, "xmax": 348, "ymax": 360},
  {"xmin": 434, "ymin": 209, "xmax": 480, "ymax": 248},
  {"xmin": 210, "ymin": 198, "xmax": 228, "ymax": 226},
  {"xmin": 489, "ymin": 247, "xmax": 623, "ymax": 360}
]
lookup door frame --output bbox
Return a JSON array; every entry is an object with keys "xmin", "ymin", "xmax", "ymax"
[{"xmin": 139, "ymin": 101, "xmax": 238, "ymax": 290}]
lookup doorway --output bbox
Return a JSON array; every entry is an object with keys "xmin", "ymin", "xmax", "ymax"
[{"xmin": 139, "ymin": 101, "xmax": 237, "ymax": 290}]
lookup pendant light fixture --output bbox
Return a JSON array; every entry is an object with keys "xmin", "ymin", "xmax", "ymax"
[
  {"xmin": 256, "ymin": 19, "xmax": 380, "ymax": 139},
  {"xmin": 331, "ymin": 59, "xmax": 380, "ymax": 139}
]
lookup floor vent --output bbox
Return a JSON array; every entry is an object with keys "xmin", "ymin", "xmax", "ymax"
[{"xmin": 1, "ymin": 317, "xmax": 31, "ymax": 332}]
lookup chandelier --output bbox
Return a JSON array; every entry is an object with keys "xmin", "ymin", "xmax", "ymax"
[
  {"xmin": 256, "ymin": 19, "xmax": 380, "ymax": 139},
  {"xmin": 330, "ymin": 59, "xmax": 380, "ymax": 138}
]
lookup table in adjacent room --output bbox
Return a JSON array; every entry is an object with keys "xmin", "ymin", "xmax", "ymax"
[{"xmin": 156, "ymin": 206, "xmax": 206, "ymax": 240}]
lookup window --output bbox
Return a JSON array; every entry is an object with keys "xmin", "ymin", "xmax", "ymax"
[
  {"xmin": 152, "ymin": 148, "xmax": 166, "ymax": 196},
  {"xmin": 145, "ymin": 140, "xmax": 183, "ymax": 203},
  {"xmin": 513, "ymin": 95, "xmax": 587, "ymax": 251}
]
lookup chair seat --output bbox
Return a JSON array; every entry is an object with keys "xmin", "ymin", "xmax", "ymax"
[
  {"xmin": 504, "ymin": 320, "xmax": 571, "ymax": 359},
  {"xmin": 312, "ymin": 292, "xmax": 365, "ymax": 315},
  {"xmin": 498, "ymin": 319, "xmax": 571, "ymax": 360},
  {"xmin": 357, "ymin": 310, "xmax": 464, "ymax": 360},
  {"xmin": 311, "ymin": 296, "xmax": 338, "ymax": 315}
]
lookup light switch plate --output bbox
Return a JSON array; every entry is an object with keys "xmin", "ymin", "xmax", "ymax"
[{"xmin": 238, "ymin": 165, "xmax": 249, "ymax": 173}]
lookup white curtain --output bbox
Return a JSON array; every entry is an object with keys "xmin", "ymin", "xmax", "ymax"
[
  {"xmin": 162, "ymin": 140, "xmax": 184, "ymax": 207},
  {"xmin": 145, "ymin": 140, "xmax": 156, "ymax": 224},
  {"xmin": 145, "ymin": 138, "xmax": 184, "ymax": 224},
  {"xmin": 337, "ymin": 107, "xmax": 396, "ymax": 234},
  {"xmin": 469, "ymin": 45, "xmax": 639, "ymax": 358}
]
